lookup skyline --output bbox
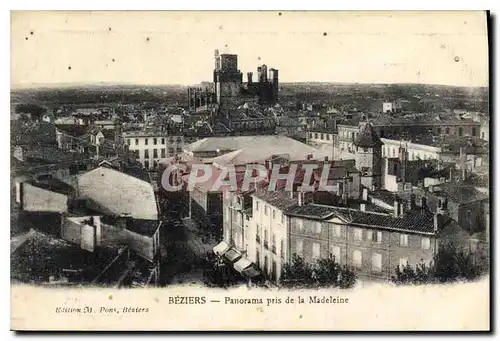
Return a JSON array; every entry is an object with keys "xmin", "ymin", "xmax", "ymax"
[{"xmin": 11, "ymin": 11, "xmax": 489, "ymax": 88}]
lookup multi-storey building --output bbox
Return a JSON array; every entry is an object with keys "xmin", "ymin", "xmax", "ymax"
[
  {"xmin": 123, "ymin": 131, "xmax": 184, "ymax": 170},
  {"xmin": 285, "ymin": 201, "xmax": 475, "ymax": 281}
]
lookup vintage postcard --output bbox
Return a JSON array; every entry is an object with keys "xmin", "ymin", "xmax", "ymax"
[{"xmin": 10, "ymin": 11, "xmax": 490, "ymax": 331}]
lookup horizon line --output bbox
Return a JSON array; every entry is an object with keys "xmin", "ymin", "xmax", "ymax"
[{"xmin": 11, "ymin": 81, "xmax": 489, "ymax": 91}]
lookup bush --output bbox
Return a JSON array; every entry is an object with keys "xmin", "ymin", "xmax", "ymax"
[
  {"xmin": 281, "ymin": 254, "xmax": 356, "ymax": 289},
  {"xmin": 392, "ymin": 243, "xmax": 485, "ymax": 285}
]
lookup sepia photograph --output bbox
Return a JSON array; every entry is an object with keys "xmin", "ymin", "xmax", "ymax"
[{"xmin": 9, "ymin": 10, "xmax": 491, "ymax": 331}]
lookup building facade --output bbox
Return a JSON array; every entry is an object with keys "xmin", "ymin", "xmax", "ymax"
[{"xmin": 123, "ymin": 131, "xmax": 185, "ymax": 170}]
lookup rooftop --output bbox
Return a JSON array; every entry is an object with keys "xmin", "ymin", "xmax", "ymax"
[
  {"xmin": 354, "ymin": 123, "xmax": 383, "ymax": 147},
  {"xmin": 252, "ymin": 190, "xmax": 298, "ymax": 211},
  {"xmin": 285, "ymin": 204, "xmax": 439, "ymax": 235},
  {"xmin": 185, "ymin": 135, "xmax": 317, "ymax": 159},
  {"xmin": 429, "ymin": 182, "xmax": 489, "ymax": 204},
  {"xmin": 11, "ymin": 230, "xmax": 123, "ymax": 285}
]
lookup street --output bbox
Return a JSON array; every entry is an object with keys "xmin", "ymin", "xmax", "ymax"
[{"xmin": 159, "ymin": 215, "xmax": 216, "ymax": 286}]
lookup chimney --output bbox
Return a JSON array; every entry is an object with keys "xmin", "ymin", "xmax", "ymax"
[
  {"xmin": 362, "ymin": 187, "xmax": 368, "ymax": 201},
  {"xmin": 360, "ymin": 203, "xmax": 366, "ymax": 211},
  {"xmin": 399, "ymin": 202, "xmax": 405, "ymax": 216},
  {"xmin": 460, "ymin": 147, "xmax": 466, "ymax": 180},
  {"xmin": 410, "ymin": 193, "xmax": 416, "ymax": 210},
  {"xmin": 298, "ymin": 192, "xmax": 304, "ymax": 206},
  {"xmin": 393, "ymin": 200, "xmax": 400, "ymax": 217},
  {"xmin": 433, "ymin": 214, "xmax": 440, "ymax": 232}
]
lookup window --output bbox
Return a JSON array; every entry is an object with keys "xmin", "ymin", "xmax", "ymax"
[
  {"xmin": 361, "ymin": 167, "xmax": 370, "ymax": 176},
  {"xmin": 168, "ymin": 147, "xmax": 174, "ymax": 155},
  {"xmin": 144, "ymin": 160, "xmax": 149, "ymax": 169},
  {"xmin": 144, "ymin": 149, "xmax": 149, "ymax": 159},
  {"xmin": 309, "ymin": 132, "xmax": 313, "ymax": 138},
  {"xmin": 353, "ymin": 228, "xmax": 363, "ymax": 241},
  {"xmin": 472, "ymin": 127, "xmax": 477, "ymax": 136},
  {"xmin": 264, "ymin": 230, "xmax": 268, "ymax": 246},
  {"xmin": 372, "ymin": 253, "xmax": 382, "ymax": 272},
  {"xmin": 392, "ymin": 149, "xmax": 396, "ymax": 157},
  {"xmin": 177, "ymin": 147, "xmax": 182, "ymax": 153},
  {"xmin": 333, "ymin": 225, "xmax": 341, "ymax": 238},
  {"xmin": 177, "ymin": 137, "xmax": 182, "ymax": 143},
  {"xmin": 256, "ymin": 249, "xmax": 260, "ymax": 268},
  {"xmin": 135, "ymin": 139, "xmax": 139, "ymax": 145},
  {"xmin": 161, "ymin": 138, "xmax": 165, "ymax": 144},
  {"xmin": 281, "ymin": 213, "xmax": 284, "ymax": 224},
  {"xmin": 321, "ymin": 133, "xmax": 324, "ymax": 140},
  {"xmin": 315, "ymin": 222, "xmax": 322, "ymax": 234},
  {"xmin": 366, "ymin": 230, "xmax": 372, "ymax": 241},
  {"xmin": 399, "ymin": 258, "xmax": 408, "ymax": 269},
  {"xmin": 296, "ymin": 219, "xmax": 304, "ymax": 231},
  {"xmin": 363, "ymin": 147, "xmax": 369, "ymax": 153},
  {"xmin": 482, "ymin": 132, "xmax": 485, "ymax": 139},
  {"xmin": 331, "ymin": 245, "xmax": 340, "ymax": 261},
  {"xmin": 312, "ymin": 243, "xmax": 321, "ymax": 260},
  {"xmin": 145, "ymin": 138, "xmax": 149, "ymax": 145},
  {"xmin": 153, "ymin": 149, "xmax": 158, "ymax": 158},
  {"xmin": 280, "ymin": 240, "xmax": 285, "ymax": 258},
  {"xmin": 272, "ymin": 210, "xmax": 276, "ymax": 219},
  {"xmin": 296, "ymin": 240, "xmax": 303, "ymax": 256},
  {"xmin": 272, "ymin": 234, "xmax": 276, "ymax": 252},
  {"xmin": 326, "ymin": 134, "xmax": 330, "ymax": 141},
  {"xmin": 255, "ymin": 201, "xmax": 259, "ymax": 211},
  {"xmin": 459, "ymin": 127, "xmax": 463, "ymax": 136},
  {"xmin": 264, "ymin": 206, "xmax": 268, "ymax": 216},
  {"xmin": 161, "ymin": 148, "xmax": 166, "ymax": 158},
  {"xmin": 314, "ymin": 133, "xmax": 318, "ymax": 139},
  {"xmin": 373, "ymin": 231, "xmax": 382, "ymax": 244},
  {"xmin": 127, "ymin": 139, "xmax": 131, "ymax": 145},
  {"xmin": 400, "ymin": 234, "xmax": 409, "ymax": 247},
  {"xmin": 445, "ymin": 127, "xmax": 450, "ymax": 134},
  {"xmin": 437, "ymin": 127, "xmax": 442, "ymax": 134},
  {"xmin": 153, "ymin": 138, "xmax": 157, "ymax": 145},
  {"xmin": 353, "ymin": 250, "xmax": 362, "ymax": 268},
  {"xmin": 421, "ymin": 237, "xmax": 431, "ymax": 250},
  {"xmin": 226, "ymin": 207, "xmax": 230, "ymax": 221}
]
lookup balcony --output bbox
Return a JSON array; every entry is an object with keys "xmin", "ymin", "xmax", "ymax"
[
  {"xmin": 256, "ymin": 235, "xmax": 260, "ymax": 243},
  {"xmin": 264, "ymin": 241, "xmax": 269, "ymax": 249}
]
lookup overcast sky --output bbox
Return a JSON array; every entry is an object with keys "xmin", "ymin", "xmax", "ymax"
[{"xmin": 11, "ymin": 11, "xmax": 489, "ymax": 88}]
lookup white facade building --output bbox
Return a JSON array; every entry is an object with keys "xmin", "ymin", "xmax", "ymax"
[{"xmin": 123, "ymin": 131, "xmax": 185, "ymax": 170}]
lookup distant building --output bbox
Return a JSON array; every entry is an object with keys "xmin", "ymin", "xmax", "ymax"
[
  {"xmin": 354, "ymin": 122, "xmax": 384, "ymax": 190},
  {"xmin": 123, "ymin": 130, "xmax": 185, "ymax": 170},
  {"xmin": 382, "ymin": 100, "xmax": 402, "ymax": 113}
]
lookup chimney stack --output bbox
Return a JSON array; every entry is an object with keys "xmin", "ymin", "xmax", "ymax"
[
  {"xmin": 399, "ymin": 202, "xmax": 405, "ymax": 217},
  {"xmin": 360, "ymin": 203, "xmax": 366, "ymax": 211},
  {"xmin": 393, "ymin": 200, "xmax": 400, "ymax": 217},
  {"xmin": 362, "ymin": 187, "xmax": 369, "ymax": 201},
  {"xmin": 433, "ymin": 214, "xmax": 440, "ymax": 233},
  {"xmin": 298, "ymin": 192, "xmax": 304, "ymax": 206}
]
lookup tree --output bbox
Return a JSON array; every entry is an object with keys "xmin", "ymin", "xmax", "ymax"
[
  {"xmin": 392, "ymin": 243, "xmax": 484, "ymax": 285},
  {"xmin": 280, "ymin": 254, "xmax": 315, "ymax": 288},
  {"xmin": 281, "ymin": 254, "xmax": 356, "ymax": 289}
]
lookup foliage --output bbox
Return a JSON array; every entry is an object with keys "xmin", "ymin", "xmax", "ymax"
[
  {"xmin": 281, "ymin": 254, "xmax": 356, "ymax": 289},
  {"xmin": 392, "ymin": 243, "xmax": 485, "ymax": 285},
  {"xmin": 15, "ymin": 103, "xmax": 46, "ymax": 121}
]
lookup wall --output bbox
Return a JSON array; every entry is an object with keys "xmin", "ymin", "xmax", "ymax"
[
  {"xmin": 20, "ymin": 182, "xmax": 68, "ymax": 213},
  {"xmin": 125, "ymin": 135, "xmax": 184, "ymax": 169},
  {"xmin": 250, "ymin": 196, "xmax": 288, "ymax": 282},
  {"xmin": 100, "ymin": 223, "xmax": 157, "ymax": 262},
  {"xmin": 289, "ymin": 216, "xmax": 437, "ymax": 281}
]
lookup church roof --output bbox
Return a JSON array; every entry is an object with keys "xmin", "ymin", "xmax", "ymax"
[{"xmin": 354, "ymin": 123, "xmax": 383, "ymax": 147}]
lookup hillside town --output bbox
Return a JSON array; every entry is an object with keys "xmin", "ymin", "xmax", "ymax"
[{"xmin": 11, "ymin": 50, "xmax": 490, "ymax": 288}]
